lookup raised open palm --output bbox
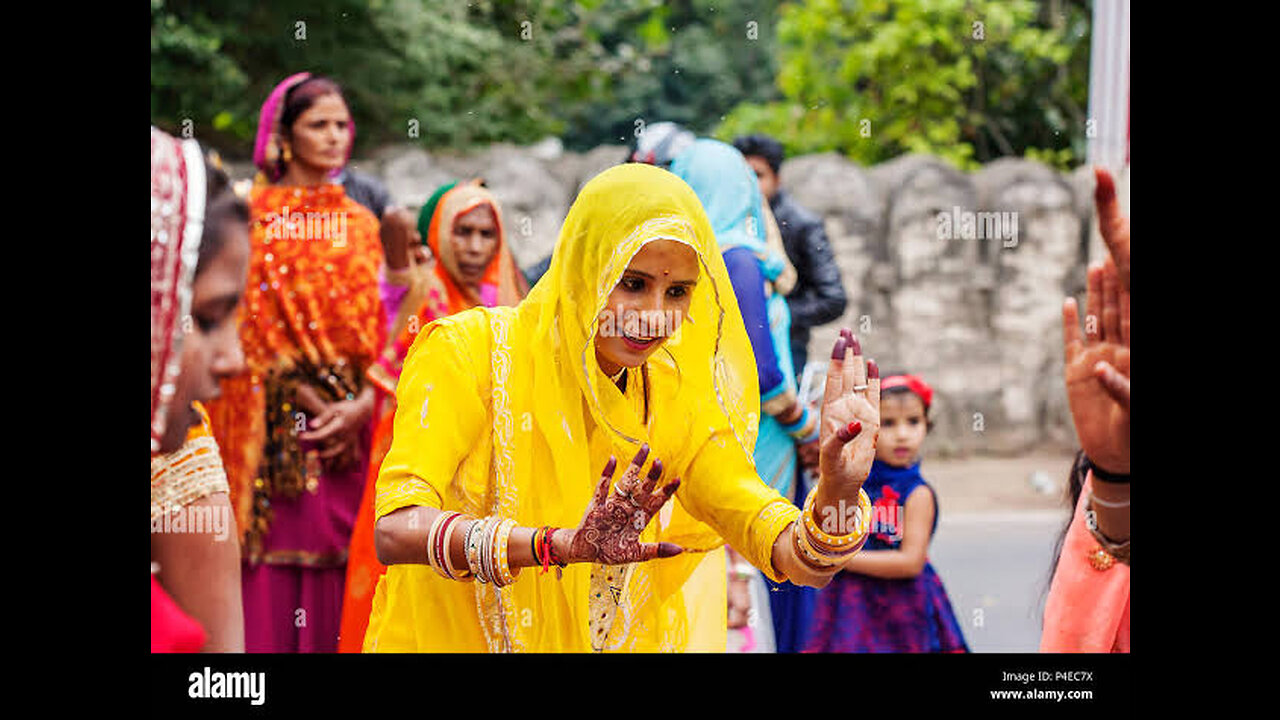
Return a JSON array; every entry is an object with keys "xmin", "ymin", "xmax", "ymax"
[
  {"xmin": 1063, "ymin": 260, "xmax": 1130, "ymax": 474},
  {"xmin": 818, "ymin": 328, "xmax": 880, "ymax": 491}
]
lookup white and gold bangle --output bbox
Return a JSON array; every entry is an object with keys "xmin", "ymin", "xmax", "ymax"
[
  {"xmin": 492, "ymin": 518, "xmax": 521, "ymax": 587},
  {"xmin": 466, "ymin": 516, "xmax": 489, "ymax": 584}
]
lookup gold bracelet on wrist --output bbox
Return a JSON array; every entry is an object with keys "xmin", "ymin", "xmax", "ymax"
[
  {"xmin": 1085, "ymin": 504, "xmax": 1131, "ymax": 567},
  {"xmin": 801, "ymin": 486, "xmax": 872, "ymax": 550},
  {"xmin": 791, "ymin": 523, "xmax": 841, "ymax": 572}
]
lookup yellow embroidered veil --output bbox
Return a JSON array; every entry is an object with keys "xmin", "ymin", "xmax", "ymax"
[{"xmin": 368, "ymin": 163, "xmax": 784, "ymax": 652}]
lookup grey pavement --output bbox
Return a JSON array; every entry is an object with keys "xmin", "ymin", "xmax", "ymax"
[{"xmin": 928, "ymin": 511, "xmax": 1066, "ymax": 653}]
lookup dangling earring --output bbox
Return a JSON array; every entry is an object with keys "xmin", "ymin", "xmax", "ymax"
[{"xmin": 282, "ymin": 143, "xmax": 293, "ymax": 164}]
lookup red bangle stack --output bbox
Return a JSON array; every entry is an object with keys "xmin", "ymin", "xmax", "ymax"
[{"xmin": 534, "ymin": 526, "xmax": 568, "ymax": 574}]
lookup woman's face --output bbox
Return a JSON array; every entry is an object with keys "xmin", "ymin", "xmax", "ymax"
[
  {"xmin": 450, "ymin": 204, "xmax": 499, "ymax": 285},
  {"xmin": 158, "ymin": 222, "xmax": 250, "ymax": 454},
  {"xmin": 594, "ymin": 238, "xmax": 699, "ymax": 377},
  {"xmin": 285, "ymin": 93, "xmax": 351, "ymax": 174}
]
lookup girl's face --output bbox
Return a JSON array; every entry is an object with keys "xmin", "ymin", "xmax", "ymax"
[
  {"xmin": 285, "ymin": 93, "xmax": 351, "ymax": 174},
  {"xmin": 450, "ymin": 204, "xmax": 499, "ymax": 285},
  {"xmin": 158, "ymin": 222, "xmax": 250, "ymax": 454},
  {"xmin": 594, "ymin": 238, "xmax": 698, "ymax": 377},
  {"xmin": 876, "ymin": 392, "xmax": 928, "ymax": 467}
]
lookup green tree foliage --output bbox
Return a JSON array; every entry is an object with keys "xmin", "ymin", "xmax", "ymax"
[
  {"xmin": 556, "ymin": 0, "xmax": 782, "ymax": 150},
  {"xmin": 715, "ymin": 0, "xmax": 1091, "ymax": 169},
  {"xmin": 151, "ymin": 0, "xmax": 781, "ymax": 155},
  {"xmin": 152, "ymin": 0, "xmax": 1090, "ymax": 167}
]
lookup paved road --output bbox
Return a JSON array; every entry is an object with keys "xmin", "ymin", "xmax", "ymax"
[{"xmin": 928, "ymin": 511, "xmax": 1066, "ymax": 653}]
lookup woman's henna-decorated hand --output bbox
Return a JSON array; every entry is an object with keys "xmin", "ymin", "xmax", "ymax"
[
  {"xmin": 566, "ymin": 445, "xmax": 684, "ymax": 565},
  {"xmin": 816, "ymin": 328, "xmax": 881, "ymax": 493},
  {"xmin": 1063, "ymin": 259, "xmax": 1130, "ymax": 474}
]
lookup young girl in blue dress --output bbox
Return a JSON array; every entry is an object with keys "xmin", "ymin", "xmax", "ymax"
[{"xmin": 803, "ymin": 372, "xmax": 968, "ymax": 653}]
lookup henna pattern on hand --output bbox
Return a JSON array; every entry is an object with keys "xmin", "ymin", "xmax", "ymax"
[{"xmin": 569, "ymin": 445, "xmax": 684, "ymax": 565}]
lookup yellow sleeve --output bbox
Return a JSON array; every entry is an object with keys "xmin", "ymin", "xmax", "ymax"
[
  {"xmin": 679, "ymin": 430, "xmax": 801, "ymax": 583},
  {"xmin": 374, "ymin": 319, "xmax": 489, "ymax": 520}
]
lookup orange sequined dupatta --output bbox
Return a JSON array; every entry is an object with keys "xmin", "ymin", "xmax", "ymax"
[{"xmin": 206, "ymin": 183, "xmax": 385, "ymax": 556}]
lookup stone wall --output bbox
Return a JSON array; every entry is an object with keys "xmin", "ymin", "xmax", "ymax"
[{"xmin": 231, "ymin": 142, "xmax": 1118, "ymax": 455}]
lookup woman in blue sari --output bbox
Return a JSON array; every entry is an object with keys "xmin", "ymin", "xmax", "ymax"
[{"xmin": 670, "ymin": 139, "xmax": 819, "ymax": 652}]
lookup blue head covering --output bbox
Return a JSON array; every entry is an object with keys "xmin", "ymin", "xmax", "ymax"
[{"xmin": 668, "ymin": 139, "xmax": 786, "ymax": 281}]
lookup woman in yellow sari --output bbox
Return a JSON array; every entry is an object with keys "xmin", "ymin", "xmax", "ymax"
[
  {"xmin": 338, "ymin": 179, "xmax": 527, "ymax": 652},
  {"xmin": 367, "ymin": 163, "xmax": 881, "ymax": 652}
]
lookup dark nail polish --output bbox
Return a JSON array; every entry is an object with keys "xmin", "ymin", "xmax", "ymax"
[
  {"xmin": 635, "ymin": 444, "xmax": 650, "ymax": 464},
  {"xmin": 848, "ymin": 334, "xmax": 861, "ymax": 355},
  {"xmin": 831, "ymin": 338, "xmax": 846, "ymax": 360},
  {"xmin": 604, "ymin": 456, "xmax": 617, "ymax": 477},
  {"xmin": 868, "ymin": 359, "xmax": 879, "ymax": 379},
  {"xmin": 648, "ymin": 459, "xmax": 663, "ymax": 481}
]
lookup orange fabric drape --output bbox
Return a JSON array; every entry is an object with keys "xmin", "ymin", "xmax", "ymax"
[
  {"xmin": 205, "ymin": 183, "xmax": 385, "ymax": 552},
  {"xmin": 1041, "ymin": 475, "xmax": 1130, "ymax": 652}
]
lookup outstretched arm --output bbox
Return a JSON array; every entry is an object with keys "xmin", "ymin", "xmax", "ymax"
[{"xmin": 376, "ymin": 445, "xmax": 684, "ymax": 579}]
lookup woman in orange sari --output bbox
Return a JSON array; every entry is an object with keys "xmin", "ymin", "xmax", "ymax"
[
  {"xmin": 206, "ymin": 73, "xmax": 386, "ymax": 652},
  {"xmin": 337, "ymin": 179, "xmax": 527, "ymax": 652}
]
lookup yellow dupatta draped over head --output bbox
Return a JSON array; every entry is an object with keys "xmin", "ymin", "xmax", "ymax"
[{"xmin": 370, "ymin": 163, "xmax": 770, "ymax": 652}]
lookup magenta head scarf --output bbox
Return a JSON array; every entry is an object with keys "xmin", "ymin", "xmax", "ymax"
[
  {"xmin": 151, "ymin": 126, "xmax": 207, "ymax": 452},
  {"xmin": 252, "ymin": 72, "xmax": 356, "ymax": 182}
]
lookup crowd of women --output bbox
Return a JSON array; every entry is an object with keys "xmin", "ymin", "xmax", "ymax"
[{"xmin": 151, "ymin": 72, "xmax": 1130, "ymax": 654}]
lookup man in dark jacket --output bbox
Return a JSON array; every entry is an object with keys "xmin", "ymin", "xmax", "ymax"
[{"xmin": 733, "ymin": 134, "xmax": 848, "ymax": 375}]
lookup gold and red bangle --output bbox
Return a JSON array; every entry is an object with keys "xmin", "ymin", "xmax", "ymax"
[
  {"xmin": 797, "ymin": 517, "xmax": 865, "ymax": 563},
  {"xmin": 791, "ymin": 523, "xmax": 840, "ymax": 572},
  {"xmin": 801, "ymin": 487, "xmax": 872, "ymax": 551},
  {"xmin": 424, "ymin": 511, "xmax": 450, "ymax": 579},
  {"xmin": 428, "ymin": 511, "xmax": 466, "ymax": 580},
  {"xmin": 441, "ymin": 513, "xmax": 473, "ymax": 581}
]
